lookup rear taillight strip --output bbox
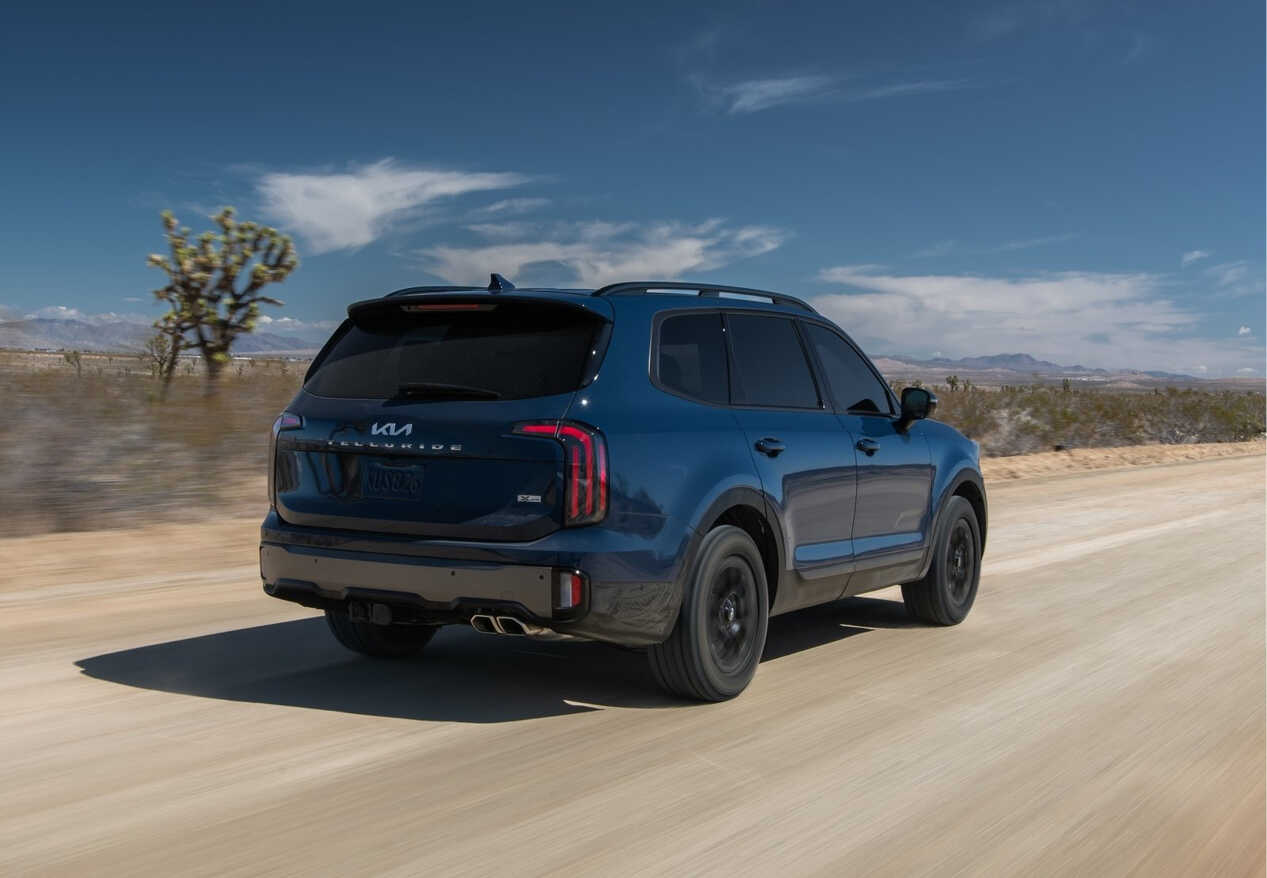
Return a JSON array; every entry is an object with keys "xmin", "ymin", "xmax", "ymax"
[{"xmin": 513, "ymin": 420, "xmax": 608, "ymax": 526}]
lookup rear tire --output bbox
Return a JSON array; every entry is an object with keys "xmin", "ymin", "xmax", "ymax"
[
  {"xmin": 325, "ymin": 609, "xmax": 437, "ymax": 658},
  {"xmin": 902, "ymin": 496, "xmax": 981, "ymax": 626},
  {"xmin": 648, "ymin": 525, "xmax": 769, "ymax": 701}
]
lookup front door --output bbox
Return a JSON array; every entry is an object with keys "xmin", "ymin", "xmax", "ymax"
[{"xmin": 800, "ymin": 322, "xmax": 934, "ymax": 593}]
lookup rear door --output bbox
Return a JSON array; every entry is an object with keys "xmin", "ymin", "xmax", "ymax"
[
  {"xmin": 273, "ymin": 297, "xmax": 608, "ymax": 541},
  {"xmin": 723, "ymin": 312, "xmax": 858, "ymax": 610},
  {"xmin": 800, "ymin": 322, "xmax": 933, "ymax": 591}
]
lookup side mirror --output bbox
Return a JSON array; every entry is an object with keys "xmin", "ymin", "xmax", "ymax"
[{"xmin": 897, "ymin": 387, "xmax": 937, "ymax": 432}]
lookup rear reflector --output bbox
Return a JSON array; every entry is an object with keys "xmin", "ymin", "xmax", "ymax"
[
  {"xmin": 556, "ymin": 570, "xmax": 585, "ymax": 611},
  {"xmin": 513, "ymin": 420, "xmax": 608, "ymax": 526}
]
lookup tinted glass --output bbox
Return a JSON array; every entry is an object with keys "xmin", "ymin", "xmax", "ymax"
[
  {"xmin": 305, "ymin": 302, "xmax": 601, "ymax": 400},
  {"xmin": 727, "ymin": 314, "xmax": 820, "ymax": 408},
  {"xmin": 657, "ymin": 313, "xmax": 729, "ymax": 404},
  {"xmin": 805, "ymin": 323, "xmax": 892, "ymax": 415}
]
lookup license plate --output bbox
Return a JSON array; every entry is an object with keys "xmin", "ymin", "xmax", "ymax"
[{"xmin": 363, "ymin": 462, "xmax": 424, "ymax": 500}]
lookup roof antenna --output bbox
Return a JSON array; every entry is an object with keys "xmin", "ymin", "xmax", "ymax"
[{"xmin": 488, "ymin": 273, "xmax": 515, "ymax": 292}]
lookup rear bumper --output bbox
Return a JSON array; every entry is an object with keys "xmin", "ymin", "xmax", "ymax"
[
  {"xmin": 261, "ymin": 542, "xmax": 557, "ymax": 618},
  {"xmin": 259, "ymin": 511, "xmax": 687, "ymax": 646}
]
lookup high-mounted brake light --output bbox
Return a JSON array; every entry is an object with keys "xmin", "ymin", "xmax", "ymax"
[
  {"xmin": 513, "ymin": 420, "xmax": 608, "ymax": 526},
  {"xmin": 400, "ymin": 303, "xmax": 496, "ymax": 312}
]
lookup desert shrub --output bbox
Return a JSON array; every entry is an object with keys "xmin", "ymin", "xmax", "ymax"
[
  {"xmin": 932, "ymin": 385, "xmax": 1264, "ymax": 456},
  {"xmin": 0, "ymin": 365, "xmax": 301, "ymax": 534}
]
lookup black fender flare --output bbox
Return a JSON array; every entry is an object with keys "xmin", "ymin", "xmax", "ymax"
[
  {"xmin": 916, "ymin": 466, "xmax": 988, "ymax": 581},
  {"xmin": 678, "ymin": 485, "xmax": 787, "ymax": 605}
]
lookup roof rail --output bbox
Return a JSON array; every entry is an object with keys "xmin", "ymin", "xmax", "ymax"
[{"xmin": 591, "ymin": 281, "xmax": 816, "ymax": 314}]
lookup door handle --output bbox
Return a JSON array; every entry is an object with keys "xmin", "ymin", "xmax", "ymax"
[
  {"xmin": 856, "ymin": 438, "xmax": 880, "ymax": 456},
  {"xmin": 754, "ymin": 437, "xmax": 785, "ymax": 457}
]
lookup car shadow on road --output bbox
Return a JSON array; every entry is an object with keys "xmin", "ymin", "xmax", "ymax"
[{"xmin": 75, "ymin": 596, "xmax": 909, "ymax": 723}]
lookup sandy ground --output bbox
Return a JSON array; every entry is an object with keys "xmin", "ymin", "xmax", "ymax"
[
  {"xmin": 981, "ymin": 438, "xmax": 1265, "ymax": 481},
  {"xmin": 0, "ymin": 451, "xmax": 1263, "ymax": 876}
]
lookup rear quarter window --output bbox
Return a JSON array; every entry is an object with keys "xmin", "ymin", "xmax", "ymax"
[
  {"xmin": 656, "ymin": 312, "xmax": 729, "ymax": 404},
  {"xmin": 305, "ymin": 301, "xmax": 604, "ymax": 400}
]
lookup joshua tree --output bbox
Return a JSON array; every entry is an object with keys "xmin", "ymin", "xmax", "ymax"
[
  {"xmin": 946, "ymin": 374, "xmax": 960, "ymax": 392},
  {"xmin": 146, "ymin": 207, "xmax": 298, "ymax": 390},
  {"xmin": 139, "ymin": 331, "xmax": 180, "ymax": 388},
  {"xmin": 63, "ymin": 349, "xmax": 83, "ymax": 378}
]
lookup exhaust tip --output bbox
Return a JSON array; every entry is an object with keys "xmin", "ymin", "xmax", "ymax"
[
  {"xmin": 495, "ymin": 616, "xmax": 527, "ymax": 636},
  {"xmin": 470, "ymin": 614, "xmax": 498, "ymax": 634}
]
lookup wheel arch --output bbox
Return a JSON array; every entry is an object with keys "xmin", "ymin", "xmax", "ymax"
[
  {"xmin": 683, "ymin": 486, "xmax": 786, "ymax": 610},
  {"xmin": 916, "ymin": 465, "xmax": 988, "ymax": 581}
]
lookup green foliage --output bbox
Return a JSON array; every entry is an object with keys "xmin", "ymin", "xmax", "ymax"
[
  {"xmin": 139, "ymin": 331, "xmax": 177, "ymax": 382},
  {"xmin": 932, "ymin": 385, "xmax": 1266, "ymax": 455},
  {"xmin": 146, "ymin": 207, "xmax": 299, "ymax": 388},
  {"xmin": 62, "ymin": 349, "xmax": 82, "ymax": 378}
]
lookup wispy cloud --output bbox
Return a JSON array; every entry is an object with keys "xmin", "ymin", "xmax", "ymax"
[
  {"xmin": 1181, "ymin": 249, "xmax": 1210, "ymax": 267},
  {"xmin": 469, "ymin": 197, "xmax": 551, "ymax": 218},
  {"xmin": 850, "ymin": 79, "xmax": 971, "ymax": 101},
  {"xmin": 1237, "ymin": 325, "xmax": 1252, "ymax": 337},
  {"xmin": 989, "ymin": 232, "xmax": 1079, "ymax": 252},
  {"xmin": 911, "ymin": 232, "xmax": 1076, "ymax": 259},
  {"xmin": 418, "ymin": 219, "xmax": 786, "ymax": 287},
  {"xmin": 814, "ymin": 265, "xmax": 1262, "ymax": 376},
  {"xmin": 255, "ymin": 314, "xmax": 339, "ymax": 333},
  {"xmin": 697, "ymin": 74, "xmax": 972, "ymax": 115},
  {"xmin": 1204, "ymin": 260, "xmax": 1248, "ymax": 287},
  {"xmin": 256, "ymin": 159, "xmax": 529, "ymax": 254},
  {"xmin": 968, "ymin": 8, "xmax": 1023, "ymax": 40},
  {"xmin": 713, "ymin": 75, "xmax": 838, "ymax": 114},
  {"xmin": 1123, "ymin": 32, "xmax": 1151, "ymax": 64},
  {"xmin": 22, "ymin": 305, "xmax": 152, "ymax": 324},
  {"xmin": 912, "ymin": 240, "xmax": 957, "ymax": 259},
  {"xmin": 968, "ymin": 0, "xmax": 1099, "ymax": 42}
]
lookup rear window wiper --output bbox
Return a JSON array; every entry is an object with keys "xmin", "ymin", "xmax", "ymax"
[{"xmin": 393, "ymin": 382, "xmax": 503, "ymax": 400}]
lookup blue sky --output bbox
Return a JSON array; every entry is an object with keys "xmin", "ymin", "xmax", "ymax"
[{"xmin": 1, "ymin": 0, "xmax": 1262, "ymax": 375}]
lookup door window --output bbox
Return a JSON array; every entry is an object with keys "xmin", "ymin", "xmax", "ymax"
[
  {"xmin": 726, "ymin": 314, "xmax": 820, "ymax": 409},
  {"xmin": 804, "ymin": 323, "xmax": 893, "ymax": 415}
]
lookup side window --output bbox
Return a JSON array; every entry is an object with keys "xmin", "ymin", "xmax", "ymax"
[
  {"xmin": 726, "ymin": 314, "xmax": 821, "ymax": 408},
  {"xmin": 657, "ymin": 312, "xmax": 729, "ymax": 404},
  {"xmin": 804, "ymin": 323, "xmax": 893, "ymax": 415}
]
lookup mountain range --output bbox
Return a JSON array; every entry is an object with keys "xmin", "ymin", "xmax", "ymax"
[
  {"xmin": 0, "ymin": 315, "xmax": 1231, "ymax": 382},
  {"xmin": 876, "ymin": 352, "xmax": 1197, "ymax": 380}
]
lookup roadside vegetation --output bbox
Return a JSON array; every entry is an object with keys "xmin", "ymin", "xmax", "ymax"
[
  {"xmin": 0, "ymin": 352, "xmax": 1262, "ymax": 535},
  {"xmin": 923, "ymin": 380, "xmax": 1265, "ymax": 456}
]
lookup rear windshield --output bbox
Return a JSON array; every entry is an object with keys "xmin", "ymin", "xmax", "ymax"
[{"xmin": 305, "ymin": 301, "xmax": 604, "ymax": 400}]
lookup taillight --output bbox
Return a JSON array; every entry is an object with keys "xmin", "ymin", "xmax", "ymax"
[
  {"xmin": 273, "ymin": 412, "xmax": 302, "ymax": 432},
  {"xmin": 268, "ymin": 412, "xmax": 302, "ymax": 506},
  {"xmin": 513, "ymin": 420, "xmax": 608, "ymax": 526}
]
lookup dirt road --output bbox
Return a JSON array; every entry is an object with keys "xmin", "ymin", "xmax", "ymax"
[{"xmin": 1, "ymin": 454, "xmax": 1263, "ymax": 876}]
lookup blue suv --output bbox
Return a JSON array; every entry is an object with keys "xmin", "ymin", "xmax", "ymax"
[{"xmin": 261, "ymin": 276, "xmax": 987, "ymax": 700}]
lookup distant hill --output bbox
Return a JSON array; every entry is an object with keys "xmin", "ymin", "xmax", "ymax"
[
  {"xmin": 0, "ymin": 316, "xmax": 1248, "ymax": 385},
  {"xmin": 876, "ymin": 351, "xmax": 1198, "ymax": 382},
  {"xmin": 0, "ymin": 318, "xmax": 323, "ymax": 354}
]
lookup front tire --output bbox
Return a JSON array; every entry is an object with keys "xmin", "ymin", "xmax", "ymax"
[
  {"xmin": 902, "ymin": 496, "xmax": 981, "ymax": 625},
  {"xmin": 325, "ymin": 609, "xmax": 437, "ymax": 658},
  {"xmin": 648, "ymin": 525, "xmax": 769, "ymax": 701}
]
